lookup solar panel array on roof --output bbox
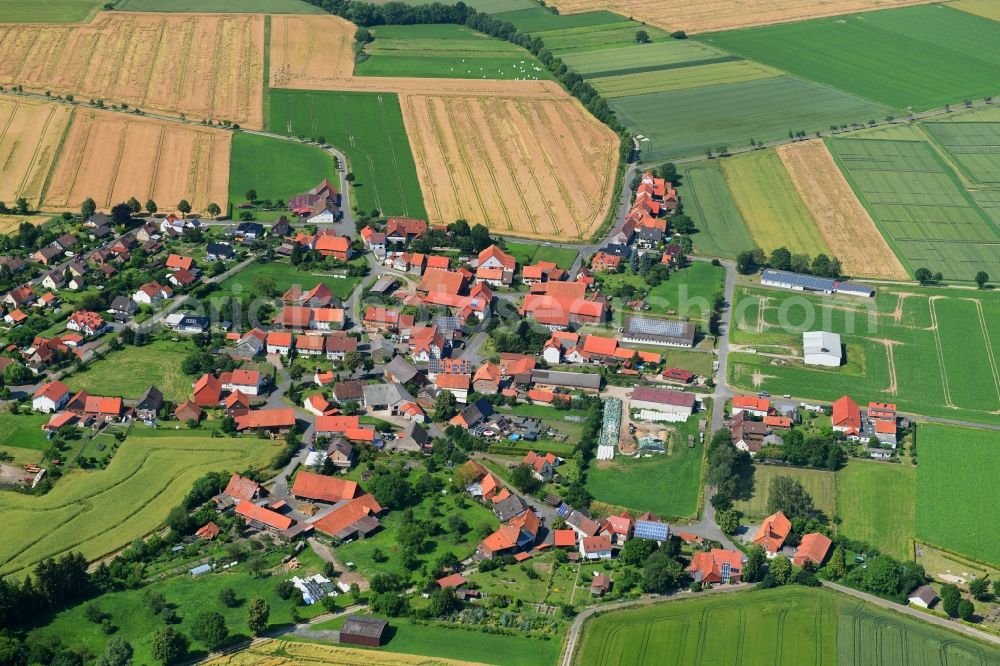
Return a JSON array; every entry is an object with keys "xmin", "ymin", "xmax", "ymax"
[
  {"xmin": 434, "ymin": 316, "xmax": 462, "ymax": 331},
  {"xmin": 762, "ymin": 270, "xmax": 836, "ymax": 291},
  {"xmin": 625, "ymin": 317, "xmax": 688, "ymax": 337},
  {"xmin": 557, "ymin": 504, "xmax": 572, "ymax": 517},
  {"xmin": 634, "ymin": 520, "xmax": 669, "ymax": 541}
]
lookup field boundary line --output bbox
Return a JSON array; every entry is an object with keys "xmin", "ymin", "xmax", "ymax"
[
  {"xmin": 172, "ymin": 16, "xmax": 196, "ymax": 112},
  {"xmin": 487, "ymin": 97, "xmax": 548, "ymax": 235},
  {"xmin": 400, "ymin": 96, "xmax": 443, "ymax": 222},
  {"xmin": 146, "ymin": 124, "xmax": 166, "ymax": 202},
  {"xmin": 430, "ymin": 97, "xmax": 487, "ymax": 225},
  {"xmin": 927, "ymin": 296, "xmax": 957, "ymax": 410},
  {"xmin": 422, "ymin": 95, "xmax": 466, "ymax": 221},
  {"xmin": 104, "ymin": 119, "xmax": 131, "ymax": 208},
  {"xmin": 16, "ymin": 104, "xmax": 59, "ymax": 197},
  {"xmin": 37, "ymin": 106, "xmax": 76, "ymax": 209},
  {"xmin": 140, "ymin": 16, "xmax": 168, "ymax": 102},
  {"xmin": 376, "ymin": 94, "xmax": 409, "ymax": 217},
  {"xmin": 58, "ymin": 111, "xmax": 97, "ymax": 209},
  {"xmin": 0, "ymin": 100, "xmax": 18, "ymax": 149}
]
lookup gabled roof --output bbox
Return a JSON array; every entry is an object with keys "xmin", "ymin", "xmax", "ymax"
[
  {"xmin": 292, "ymin": 471, "xmax": 359, "ymax": 503},
  {"xmin": 311, "ymin": 493, "xmax": 383, "ymax": 538},
  {"xmin": 686, "ymin": 549, "xmax": 742, "ymax": 583},
  {"xmin": 553, "ymin": 529, "xmax": 577, "ymax": 547},
  {"xmin": 794, "ymin": 532, "xmax": 832, "ymax": 565},
  {"xmin": 478, "ymin": 244, "xmax": 516, "ymax": 271},
  {"xmin": 316, "ymin": 415, "xmax": 360, "ymax": 433},
  {"xmin": 235, "ymin": 501, "xmax": 292, "ymax": 530},
  {"xmin": 224, "ymin": 473, "xmax": 260, "ymax": 501},
  {"xmin": 752, "ymin": 511, "xmax": 792, "ymax": 553},
  {"xmin": 418, "ymin": 268, "xmax": 466, "ymax": 296},
  {"xmin": 235, "ymin": 407, "xmax": 296, "ymax": 430},
  {"xmin": 436, "ymin": 373, "xmax": 470, "ymax": 390},
  {"xmin": 832, "ymin": 395, "xmax": 861, "ymax": 432},
  {"xmin": 733, "ymin": 395, "xmax": 770, "ymax": 412},
  {"xmin": 33, "ymin": 380, "xmax": 70, "ymax": 402},
  {"xmin": 581, "ymin": 535, "xmax": 612, "ymax": 553}
]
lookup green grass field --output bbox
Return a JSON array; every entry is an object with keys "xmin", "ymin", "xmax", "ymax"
[
  {"xmin": 587, "ymin": 415, "xmax": 703, "ymax": 520},
  {"xmin": 534, "ymin": 21, "xmax": 670, "ymax": 54},
  {"xmin": 65, "ymin": 340, "xmax": 193, "ymax": 402},
  {"xmin": 368, "ymin": 0, "xmax": 535, "ymax": 11},
  {"xmin": 727, "ymin": 284, "xmax": 1000, "ymax": 425},
  {"xmin": 917, "ymin": 424, "xmax": 1000, "ymax": 566},
  {"xmin": 720, "ymin": 150, "xmax": 830, "ymax": 257},
  {"xmin": 0, "ymin": 0, "xmax": 102, "ymax": 22},
  {"xmin": 575, "ymin": 586, "xmax": 1000, "ymax": 665},
  {"xmin": 229, "ymin": 133, "xmax": 337, "ymax": 208},
  {"xmin": 613, "ymin": 76, "xmax": 890, "ymax": 161},
  {"xmin": 268, "ymin": 90, "xmax": 426, "ymax": 219},
  {"xmin": 559, "ymin": 39, "xmax": 735, "ymax": 78},
  {"xmin": 646, "ymin": 261, "xmax": 725, "ymax": 321},
  {"xmin": 0, "ymin": 410, "xmax": 51, "ymax": 452},
  {"xmin": 0, "ymin": 431, "xmax": 277, "ymax": 577},
  {"xmin": 309, "ymin": 615, "xmax": 561, "ymax": 666},
  {"xmin": 838, "ymin": 461, "xmax": 915, "ymax": 560},
  {"xmin": 677, "ymin": 162, "xmax": 754, "ymax": 259},
  {"xmin": 702, "ymin": 5, "xmax": 1000, "ymax": 112},
  {"xmin": 216, "ymin": 259, "xmax": 361, "ymax": 301},
  {"xmin": 592, "ymin": 60, "xmax": 778, "ymax": 98},
  {"xmin": 828, "ymin": 137, "xmax": 1000, "ymax": 279},
  {"xmin": 735, "ymin": 464, "xmax": 837, "ymax": 521},
  {"xmin": 355, "ymin": 24, "xmax": 551, "ymax": 80},
  {"xmin": 504, "ymin": 241, "xmax": 578, "ymax": 270},
  {"xmin": 923, "ymin": 121, "xmax": 1000, "ymax": 186},
  {"xmin": 493, "ymin": 8, "xmax": 626, "ymax": 33},
  {"xmin": 113, "ymin": 0, "xmax": 324, "ymax": 10}
]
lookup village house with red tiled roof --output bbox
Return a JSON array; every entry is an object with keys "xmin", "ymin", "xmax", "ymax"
[
  {"xmin": 686, "ymin": 549, "xmax": 743, "ymax": 584},
  {"xmin": 291, "ymin": 471, "xmax": 359, "ymax": 503},
  {"xmin": 832, "ymin": 395, "xmax": 862, "ymax": 437},
  {"xmin": 793, "ymin": 532, "xmax": 832, "ymax": 567},
  {"xmin": 752, "ymin": 511, "xmax": 792, "ymax": 556}
]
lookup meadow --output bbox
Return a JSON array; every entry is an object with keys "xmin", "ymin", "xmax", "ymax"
[
  {"xmin": 719, "ymin": 150, "xmax": 831, "ymax": 257},
  {"xmin": 494, "ymin": 8, "xmax": 635, "ymax": 33},
  {"xmin": 368, "ymin": 0, "xmax": 537, "ymax": 11},
  {"xmin": 115, "ymin": 0, "xmax": 324, "ymax": 11},
  {"xmin": 356, "ymin": 24, "xmax": 552, "ymax": 80},
  {"xmin": 727, "ymin": 284, "xmax": 1000, "ymax": 425},
  {"xmin": 702, "ymin": 5, "xmax": 1000, "ymax": 111},
  {"xmin": 838, "ymin": 460, "xmax": 915, "ymax": 560},
  {"xmin": 0, "ymin": 431, "xmax": 277, "ymax": 577},
  {"xmin": 64, "ymin": 340, "xmax": 193, "ymax": 402},
  {"xmin": 612, "ymin": 76, "xmax": 890, "ymax": 161},
  {"xmin": 217, "ymin": 260, "xmax": 361, "ymax": 300},
  {"xmin": 504, "ymin": 241, "xmax": 578, "ymax": 270},
  {"xmin": 307, "ymin": 616, "xmax": 561, "ymax": 665},
  {"xmin": 923, "ymin": 121, "xmax": 1000, "ymax": 186},
  {"xmin": 591, "ymin": 60, "xmax": 778, "ymax": 98},
  {"xmin": 0, "ymin": 0, "xmax": 102, "ymax": 22},
  {"xmin": 229, "ymin": 133, "xmax": 336, "ymax": 206},
  {"xmin": 574, "ymin": 586, "xmax": 1000, "ymax": 665},
  {"xmin": 0, "ymin": 410, "xmax": 51, "ymax": 452},
  {"xmin": 559, "ymin": 40, "xmax": 737, "ymax": 78},
  {"xmin": 268, "ymin": 89, "xmax": 426, "ymax": 219},
  {"xmin": 735, "ymin": 464, "xmax": 837, "ymax": 521},
  {"xmin": 587, "ymin": 415, "xmax": 703, "ymax": 520},
  {"xmin": 828, "ymin": 137, "xmax": 1000, "ymax": 279},
  {"xmin": 952, "ymin": 0, "xmax": 1000, "ymax": 22},
  {"xmin": 524, "ymin": 18, "xmax": 671, "ymax": 54},
  {"xmin": 917, "ymin": 424, "xmax": 1000, "ymax": 566},
  {"xmin": 676, "ymin": 162, "xmax": 754, "ymax": 259}
]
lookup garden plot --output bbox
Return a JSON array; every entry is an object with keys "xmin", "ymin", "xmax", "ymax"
[
  {"xmin": 0, "ymin": 97, "xmax": 72, "ymax": 208},
  {"xmin": 0, "ymin": 12, "xmax": 265, "ymax": 128}
]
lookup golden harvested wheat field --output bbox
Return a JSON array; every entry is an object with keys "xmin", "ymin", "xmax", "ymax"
[
  {"xmin": 777, "ymin": 140, "xmax": 908, "ymax": 280},
  {"xmin": 402, "ymin": 93, "xmax": 618, "ymax": 240},
  {"xmin": 0, "ymin": 215, "xmax": 48, "ymax": 234},
  {"xmin": 0, "ymin": 98, "xmax": 72, "ymax": 208},
  {"xmin": 205, "ymin": 639, "xmax": 483, "ymax": 666},
  {"xmin": 270, "ymin": 14, "xmax": 356, "ymax": 88},
  {"xmin": 43, "ymin": 108, "xmax": 230, "ymax": 214},
  {"xmin": 0, "ymin": 12, "xmax": 264, "ymax": 128},
  {"xmin": 544, "ymin": 0, "xmax": 938, "ymax": 33}
]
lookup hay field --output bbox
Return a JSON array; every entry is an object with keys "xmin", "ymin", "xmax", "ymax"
[
  {"xmin": 0, "ymin": 12, "xmax": 264, "ymax": 128},
  {"xmin": 544, "ymin": 0, "xmax": 938, "ymax": 34},
  {"xmin": 269, "ymin": 14, "xmax": 355, "ymax": 89},
  {"xmin": 0, "ymin": 98, "xmax": 72, "ymax": 208},
  {"xmin": 0, "ymin": 432, "xmax": 276, "ymax": 577},
  {"xmin": 208, "ymin": 640, "xmax": 486, "ymax": 666},
  {"xmin": 43, "ymin": 108, "xmax": 230, "ymax": 213},
  {"xmin": 777, "ymin": 140, "xmax": 908, "ymax": 280},
  {"xmin": 402, "ymin": 93, "xmax": 617, "ymax": 240},
  {"xmin": 952, "ymin": 0, "xmax": 1000, "ymax": 21}
]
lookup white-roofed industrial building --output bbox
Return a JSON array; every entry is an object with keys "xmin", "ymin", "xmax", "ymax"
[{"xmin": 802, "ymin": 331, "xmax": 842, "ymax": 367}]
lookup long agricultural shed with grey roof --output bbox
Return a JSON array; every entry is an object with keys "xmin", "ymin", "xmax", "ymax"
[{"xmin": 530, "ymin": 369, "xmax": 601, "ymax": 392}]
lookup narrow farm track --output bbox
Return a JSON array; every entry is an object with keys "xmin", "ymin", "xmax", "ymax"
[
  {"xmin": 927, "ymin": 296, "xmax": 958, "ymax": 409},
  {"xmin": 966, "ymin": 297, "xmax": 1000, "ymax": 404}
]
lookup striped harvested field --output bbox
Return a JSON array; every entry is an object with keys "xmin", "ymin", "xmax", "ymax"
[
  {"xmin": 269, "ymin": 14, "xmax": 356, "ymax": 89},
  {"xmin": 0, "ymin": 97, "xmax": 72, "ymax": 208}
]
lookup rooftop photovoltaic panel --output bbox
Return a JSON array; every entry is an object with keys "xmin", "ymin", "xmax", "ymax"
[
  {"xmin": 634, "ymin": 520, "xmax": 669, "ymax": 541},
  {"xmin": 626, "ymin": 317, "xmax": 688, "ymax": 337},
  {"xmin": 434, "ymin": 316, "xmax": 462, "ymax": 331}
]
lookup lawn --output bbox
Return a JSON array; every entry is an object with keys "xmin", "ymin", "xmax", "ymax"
[
  {"xmin": 0, "ymin": 0, "xmax": 102, "ymax": 22},
  {"xmin": 727, "ymin": 284, "xmax": 1000, "ymax": 426},
  {"xmin": 677, "ymin": 161, "xmax": 754, "ymax": 259},
  {"xmin": 828, "ymin": 136, "xmax": 1000, "ymax": 279},
  {"xmin": 309, "ymin": 615, "xmax": 562, "ymax": 666},
  {"xmin": 31, "ymin": 548, "xmax": 328, "ymax": 665},
  {"xmin": 356, "ymin": 24, "xmax": 552, "ymax": 80},
  {"xmin": 587, "ymin": 415, "xmax": 703, "ymax": 520},
  {"xmin": 646, "ymin": 261, "xmax": 725, "ymax": 321},
  {"xmin": 229, "ymin": 133, "xmax": 337, "ymax": 208},
  {"xmin": 0, "ymin": 410, "xmax": 51, "ymax": 452},
  {"xmin": 917, "ymin": 424, "xmax": 1000, "ymax": 566},
  {"xmin": 735, "ymin": 464, "xmax": 836, "ymax": 521},
  {"xmin": 719, "ymin": 150, "xmax": 831, "ymax": 257},
  {"xmin": 611, "ymin": 76, "xmax": 891, "ymax": 162},
  {"xmin": 116, "ymin": 0, "xmax": 323, "ymax": 9},
  {"xmin": 574, "ymin": 586, "xmax": 1000, "ymax": 665},
  {"xmin": 65, "ymin": 340, "xmax": 193, "ymax": 402},
  {"xmin": 838, "ymin": 460, "xmax": 915, "ymax": 560},
  {"xmin": 505, "ymin": 241, "xmax": 578, "ymax": 270},
  {"xmin": 268, "ymin": 89, "xmax": 426, "ymax": 219},
  {"xmin": 0, "ymin": 431, "xmax": 278, "ymax": 577},
  {"xmin": 702, "ymin": 4, "xmax": 1000, "ymax": 112},
  {"xmin": 216, "ymin": 259, "xmax": 363, "ymax": 301}
]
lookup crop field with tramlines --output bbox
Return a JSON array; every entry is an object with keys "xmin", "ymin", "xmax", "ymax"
[
  {"xmin": 0, "ymin": 13, "xmax": 265, "ymax": 128},
  {"xmin": 575, "ymin": 586, "xmax": 1000, "ymax": 665},
  {"xmin": 727, "ymin": 284, "xmax": 1000, "ymax": 425},
  {"xmin": 917, "ymin": 424, "xmax": 1000, "ymax": 566},
  {"xmin": 43, "ymin": 107, "xmax": 230, "ymax": 214},
  {"xmin": 0, "ymin": 97, "xmax": 73, "ymax": 208},
  {"xmin": 676, "ymin": 162, "xmax": 754, "ymax": 259},
  {"xmin": 923, "ymin": 121, "xmax": 1000, "ymax": 186},
  {"xmin": 269, "ymin": 14, "xmax": 356, "ymax": 89},
  {"xmin": 401, "ymin": 92, "xmax": 618, "ymax": 240},
  {"xmin": 703, "ymin": 4, "xmax": 1000, "ymax": 111},
  {"xmin": 0, "ymin": 431, "xmax": 276, "ymax": 577},
  {"xmin": 268, "ymin": 89, "xmax": 426, "ymax": 218},
  {"xmin": 828, "ymin": 137, "xmax": 1000, "ymax": 279}
]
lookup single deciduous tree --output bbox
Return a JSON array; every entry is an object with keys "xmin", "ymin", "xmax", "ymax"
[{"xmin": 247, "ymin": 598, "xmax": 270, "ymax": 635}]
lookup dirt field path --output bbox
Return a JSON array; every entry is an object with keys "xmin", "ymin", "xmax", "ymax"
[
  {"xmin": 965, "ymin": 297, "xmax": 1000, "ymax": 405},
  {"xmin": 927, "ymin": 296, "xmax": 957, "ymax": 409},
  {"xmin": 543, "ymin": 0, "xmax": 939, "ymax": 34}
]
